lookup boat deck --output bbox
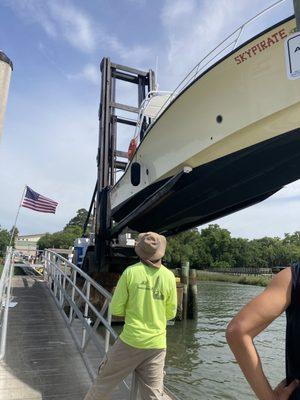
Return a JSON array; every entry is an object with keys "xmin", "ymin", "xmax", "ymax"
[{"xmin": 0, "ymin": 274, "xmax": 125, "ymax": 400}]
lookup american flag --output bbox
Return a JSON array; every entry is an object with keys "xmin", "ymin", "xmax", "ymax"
[{"xmin": 22, "ymin": 186, "xmax": 58, "ymax": 214}]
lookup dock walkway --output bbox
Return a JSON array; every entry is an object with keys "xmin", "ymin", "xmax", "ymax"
[{"xmin": 0, "ymin": 274, "xmax": 123, "ymax": 400}]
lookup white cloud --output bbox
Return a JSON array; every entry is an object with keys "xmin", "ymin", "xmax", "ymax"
[
  {"xmin": 160, "ymin": 0, "xmax": 240, "ymax": 86},
  {"xmin": 0, "ymin": 95, "xmax": 98, "ymax": 234},
  {"xmin": 126, "ymin": 0, "xmax": 146, "ymax": 5},
  {"xmin": 272, "ymin": 180, "xmax": 300, "ymax": 199},
  {"xmin": 5, "ymin": 0, "xmax": 57, "ymax": 36},
  {"xmin": 48, "ymin": 1, "xmax": 96, "ymax": 53},
  {"xmin": 4, "ymin": 0, "xmax": 96, "ymax": 53},
  {"xmin": 67, "ymin": 63, "xmax": 99, "ymax": 85},
  {"xmin": 201, "ymin": 182, "xmax": 300, "ymax": 239},
  {"xmin": 4, "ymin": 0, "xmax": 153, "ymax": 64},
  {"xmin": 37, "ymin": 41, "xmax": 70, "ymax": 79},
  {"xmin": 102, "ymin": 35, "xmax": 152, "ymax": 67},
  {"xmin": 161, "ymin": 0, "xmax": 196, "ymax": 28},
  {"xmin": 158, "ymin": 0, "xmax": 293, "ymax": 89}
]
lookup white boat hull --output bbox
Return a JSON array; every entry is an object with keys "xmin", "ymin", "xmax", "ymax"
[{"xmin": 110, "ymin": 16, "xmax": 300, "ymax": 235}]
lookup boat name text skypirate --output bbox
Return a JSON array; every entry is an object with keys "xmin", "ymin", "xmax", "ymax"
[{"xmin": 235, "ymin": 28, "xmax": 287, "ymax": 65}]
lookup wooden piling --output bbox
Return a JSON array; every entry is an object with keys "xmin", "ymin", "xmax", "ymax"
[
  {"xmin": 175, "ymin": 282, "xmax": 184, "ymax": 321},
  {"xmin": 187, "ymin": 268, "xmax": 198, "ymax": 319},
  {"xmin": 181, "ymin": 261, "xmax": 189, "ymax": 320}
]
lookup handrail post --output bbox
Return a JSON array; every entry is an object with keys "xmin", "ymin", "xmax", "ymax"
[
  {"xmin": 82, "ymin": 281, "xmax": 91, "ymax": 348},
  {"xmin": 104, "ymin": 308, "xmax": 112, "ymax": 353},
  {"xmin": 69, "ymin": 269, "xmax": 77, "ymax": 323},
  {"xmin": 0, "ymin": 248, "xmax": 14, "ymax": 360},
  {"xmin": 60, "ymin": 261, "xmax": 67, "ymax": 307},
  {"xmin": 44, "ymin": 250, "xmax": 48, "ymax": 282},
  {"xmin": 58, "ymin": 258, "xmax": 63, "ymax": 305},
  {"xmin": 43, "ymin": 250, "xmax": 48, "ymax": 281},
  {"xmin": 53, "ymin": 257, "xmax": 57, "ymax": 298},
  {"xmin": 234, "ymin": 26, "xmax": 244, "ymax": 49}
]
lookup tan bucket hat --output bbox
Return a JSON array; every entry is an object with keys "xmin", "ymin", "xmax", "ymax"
[{"xmin": 135, "ymin": 232, "xmax": 166, "ymax": 268}]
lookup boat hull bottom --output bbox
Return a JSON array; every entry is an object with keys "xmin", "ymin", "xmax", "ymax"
[{"xmin": 112, "ymin": 127, "xmax": 300, "ymax": 236}]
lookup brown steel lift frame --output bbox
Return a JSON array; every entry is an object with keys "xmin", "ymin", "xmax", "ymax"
[{"xmin": 82, "ymin": 58, "xmax": 156, "ymax": 274}]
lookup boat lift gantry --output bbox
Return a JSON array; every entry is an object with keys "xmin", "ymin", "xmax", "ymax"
[{"xmin": 82, "ymin": 58, "xmax": 156, "ymax": 273}]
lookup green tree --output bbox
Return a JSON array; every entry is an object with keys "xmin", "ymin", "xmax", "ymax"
[
  {"xmin": 165, "ymin": 230, "xmax": 192, "ymax": 267},
  {"xmin": 165, "ymin": 229, "xmax": 212, "ymax": 268},
  {"xmin": 0, "ymin": 227, "xmax": 10, "ymax": 257},
  {"xmin": 38, "ymin": 226, "xmax": 82, "ymax": 250},
  {"xmin": 37, "ymin": 208, "xmax": 86, "ymax": 251},
  {"xmin": 283, "ymin": 231, "xmax": 300, "ymax": 246},
  {"xmin": 230, "ymin": 238, "xmax": 253, "ymax": 268},
  {"xmin": 200, "ymin": 224, "xmax": 233, "ymax": 267},
  {"xmin": 64, "ymin": 208, "xmax": 89, "ymax": 232},
  {"xmin": 245, "ymin": 240, "xmax": 264, "ymax": 268}
]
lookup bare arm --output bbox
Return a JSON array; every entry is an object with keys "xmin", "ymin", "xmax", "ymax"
[{"xmin": 226, "ymin": 268, "xmax": 298, "ymax": 400}]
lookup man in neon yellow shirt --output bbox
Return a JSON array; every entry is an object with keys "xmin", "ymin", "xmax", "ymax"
[{"xmin": 84, "ymin": 232, "xmax": 177, "ymax": 400}]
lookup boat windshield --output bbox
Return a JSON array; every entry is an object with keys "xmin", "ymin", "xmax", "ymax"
[{"xmin": 133, "ymin": 91, "xmax": 172, "ymax": 143}]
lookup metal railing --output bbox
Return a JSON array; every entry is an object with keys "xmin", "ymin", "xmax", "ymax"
[
  {"xmin": 0, "ymin": 247, "xmax": 14, "ymax": 360},
  {"xmin": 43, "ymin": 249, "xmax": 138, "ymax": 399},
  {"xmin": 152, "ymin": 0, "xmax": 290, "ymax": 123}
]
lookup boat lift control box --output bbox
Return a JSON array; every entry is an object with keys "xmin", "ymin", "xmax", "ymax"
[{"xmin": 74, "ymin": 238, "xmax": 90, "ymax": 268}]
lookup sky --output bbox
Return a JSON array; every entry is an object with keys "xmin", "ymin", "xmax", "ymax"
[{"xmin": 0, "ymin": 0, "xmax": 298, "ymax": 239}]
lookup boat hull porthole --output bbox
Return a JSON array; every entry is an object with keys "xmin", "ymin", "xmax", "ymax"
[{"xmin": 131, "ymin": 162, "xmax": 141, "ymax": 186}]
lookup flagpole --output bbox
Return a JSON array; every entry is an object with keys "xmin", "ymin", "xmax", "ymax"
[{"xmin": 9, "ymin": 185, "xmax": 27, "ymax": 247}]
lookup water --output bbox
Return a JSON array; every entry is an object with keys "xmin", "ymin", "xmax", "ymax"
[{"xmin": 165, "ymin": 281, "xmax": 285, "ymax": 400}]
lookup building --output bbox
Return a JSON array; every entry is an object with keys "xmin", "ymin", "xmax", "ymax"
[{"xmin": 15, "ymin": 233, "xmax": 46, "ymax": 257}]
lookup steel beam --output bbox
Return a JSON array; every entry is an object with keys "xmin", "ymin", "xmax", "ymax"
[
  {"xmin": 116, "ymin": 116, "xmax": 137, "ymax": 126},
  {"xmin": 115, "ymin": 150, "xmax": 128, "ymax": 158},
  {"xmin": 83, "ymin": 181, "xmax": 97, "ymax": 237},
  {"xmin": 115, "ymin": 160, "xmax": 128, "ymax": 170},
  {"xmin": 110, "ymin": 102, "xmax": 140, "ymax": 114},
  {"xmin": 110, "ymin": 62, "xmax": 149, "ymax": 77},
  {"xmin": 294, "ymin": 0, "xmax": 300, "ymax": 31},
  {"xmin": 112, "ymin": 70, "xmax": 139, "ymax": 84}
]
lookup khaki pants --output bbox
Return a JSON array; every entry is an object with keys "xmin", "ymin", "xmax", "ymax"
[{"xmin": 84, "ymin": 338, "xmax": 167, "ymax": 400}]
